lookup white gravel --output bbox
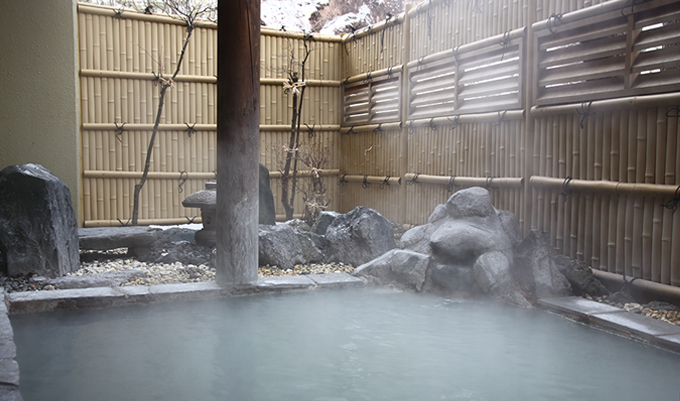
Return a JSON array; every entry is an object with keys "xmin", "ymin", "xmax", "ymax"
[{"xmin": 74, "ymin": 248, "xmax": 354, "ymax": 287}]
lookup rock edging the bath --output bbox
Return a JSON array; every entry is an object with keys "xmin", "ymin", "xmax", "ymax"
[
  {"xmin": 351, "ymin": 187, "xmax": 609, "ymax": 308},
  {"xmin": 0, "ymin": 289, "xmax": 23, "ymax": 400}
]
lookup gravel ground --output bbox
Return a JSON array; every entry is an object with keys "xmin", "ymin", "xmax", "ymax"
[{"xmin": 2, "ymin": 247, "xmax": 354, "ymax": 292}]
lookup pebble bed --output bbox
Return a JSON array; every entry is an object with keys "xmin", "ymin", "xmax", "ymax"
[
  {"xmin": 584, "ymin": 294, "xmax": 680, "ymax": 326},
  {"xmin": 0, "ymin": 247, "xmax": 355, "ymax": 292}
]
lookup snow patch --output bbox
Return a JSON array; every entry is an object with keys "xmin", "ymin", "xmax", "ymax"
[{"xmin": 261, "ymin": 0, "xmax": 320, "ymax": 32}]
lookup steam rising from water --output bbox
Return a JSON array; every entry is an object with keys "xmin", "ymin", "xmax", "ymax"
[{"xmin": 12, "ymin": 288, "xmax": 680, "ymax": 401}]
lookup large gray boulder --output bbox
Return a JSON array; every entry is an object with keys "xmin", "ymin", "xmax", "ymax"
[
  {"xmin": 258, "ymin": 224, "xmax": 325, "ymax": 270},
  {"xmin": 474, "ymin": 251, "xmax": 532, "ymax": 307},
  {"xmin": 513, "ymin": 230, "xmax": 572, "ymax": 299},
  {"xmin": 0, "ymin": 164, "xmax": 79, "ymax": 278},
  {"xmin": 400, "ymin": 204, "xmax": 449, "ymax": 254},
  {"xmin": 325, "ymin": 206, "xmax": 396, "ymax": 266},
  {"xmin": 429, "ymin": 219, "xmax": 511, "ymax": 264},
  {"xmin": 353, "ymin": 249, "xmax": 429, "ymax": 291}
]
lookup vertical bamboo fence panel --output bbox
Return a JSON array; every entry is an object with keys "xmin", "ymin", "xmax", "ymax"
[
  {"xmin": 78, "ymin": 4, "xmax": 342, "ymax": 226},
  {"xmin": 336, "ymin": 0, "xmax": 680, "ymax": 289},
  {"xmin": 77, "ymin": 0, "xmax": 680, "ymax": 288}
]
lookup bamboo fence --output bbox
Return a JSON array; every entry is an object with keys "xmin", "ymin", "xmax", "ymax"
[
  {"xmin": 77, "ymin": 0, "xmax": 680, "ymax": 287},
  {"xmin": 77, "ymin": 3, "xmax": 342, "ymax": 226}
]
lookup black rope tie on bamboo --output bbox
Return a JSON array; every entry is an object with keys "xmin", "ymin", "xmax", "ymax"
[
  {"xmin": 429, "ymin": 118, "xmax": 438, "ymax": 131},
  {"xmin": 446, "ymin": 176, "xmax": 458, "ymax": 192},
  {"xmin": 447, "ymin": 115, "xmax": 461, "ymax": 130},
  {"xmin": 305, "ymin": 123, "xmax": 316, "ymax": 139},
  {"xmin": 346, "ymin": 126, "xmax": 357, "ymax": 136},
  {"xmin": 499, "ymin": 30, "xmax": 511, "ymax": 62},
  {"xmin": 380, "ymin": 13, "xmax": 393, "ymax": 53},
  {"xmin": 408, "ymin": 120, "xmax": 416, "ymax": 135},
  {"xmin": 185, "ymin": 123, "xmax": 197, "ymax": 138},
  {"xmin": 620, "ymin": 0, "xmax": 639, "ymax": 17},
  {"xmin": 178, "ymin": 171, "xmax": 189, "ymax": 193},
  {"xmin": 493, "ymin": 110, "xmax": 506, "ymax": 127},
  {"xmin": 362, "ymin": 175, "xmax": 371, "ymax": 189},
  {"xmin": 379, "ymin": 176, "xmax": 391, "ymax": 190},
  {"xmin": 373, "ymin": 123, "xmax": 384, "ymax": 138},
  {"xmin": 485, "ymin": 176, "xmax": 495, "ymax": 189},
  {"xmin": 152, "ymin": 72, "xmax": 161, "ymax": 87},
  {"xmin": 660, "ymin": 186, "xmax": 680, "ymax": 213},
  {"xmin": 185, "ymin": 216, "xmax": 198, "ymax": 224},
  {"xmin": 576, "ymin": 102, "xmax": 594, "ymax": 129},
  {"xmin": 407, "ymin": 173, "xmax": 420, "ymax": 186},
  {"xmin": 363, "ymin": 71, "xmax": 372, "ymax": 85},
  {"xmin": 113, "ymin": 8, "xmax": 126, "ymax": 20},
  {"xmin": 114, "ymin": 122, "xmax": 126, "ymax": 143},
  {"xmin": 666, "ymin": 107, "xmax": 680, "ymax": 118},
  {"xmin": 546, "ymin": 13, "xmax": 563, "ymax": 34},
  {"xmin": 554, "ymin": 176, "xmax": 573, "ymax": 221},
  {"xmin": 337, "ymin": 174, "xmax": 348, "ymax": 186},
  {"xmin": 344, "ymin": 33, "xmax": 357, "ymax": 56}
]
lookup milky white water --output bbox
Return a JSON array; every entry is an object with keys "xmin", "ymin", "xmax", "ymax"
[{"xmin": 12, "ymin": 287, "xmax": 680, "ymax": 401}]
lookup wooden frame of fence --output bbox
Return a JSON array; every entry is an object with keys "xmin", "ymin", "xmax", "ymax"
[{"xmin": 77, "ymin": 0, "xmax": 680, "ymax": 287}]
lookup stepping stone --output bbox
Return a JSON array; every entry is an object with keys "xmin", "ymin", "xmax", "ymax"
[{"xmin": 78, "ymin": 227, "xmax": 160, "ymax": 250}]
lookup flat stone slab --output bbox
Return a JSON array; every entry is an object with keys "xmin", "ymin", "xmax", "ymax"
[
  {"xmin": 655, "ymin": 334, "xmax": 680, "ymax": 353},
  {"xmin": 147, "ymin": 282, "xmax": 226, "ymax": 299},
  {"xmin": 538, "ymin": 297, "xmax": 622, "ymax": 321},
  {"xmin": 538, "ymin": 296, "xmax": 680, "ymax": 354},
  {"xmin": 256, "ymin": 276, "xmax": 316, "ymax": 291},
  {"xmin": 308, "ymin": 273, "xmax": 364, "ymax": 288},
  {"xmin": 78, "ymin": 227, "xmax": 160, "ymax": 250},
  {"xmin": 590, "ymin": 310, "xmax": 680, "ymax": 340},
  {"xmin": 7, "ymin": 287, "xmax": 125, "ymax": 314},
  {"xmin": 46, "ymin": 270, "xmax": 145, "ymax": 289}
]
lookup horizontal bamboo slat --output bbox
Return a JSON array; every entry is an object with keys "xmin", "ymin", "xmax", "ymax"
[
  {"xmin": 404, "ymin": 173, "xmax": 524, "ymax": 188},
  {"xmin": 530, "ymin": 176, "xmax": 680, "ymax": 198}
]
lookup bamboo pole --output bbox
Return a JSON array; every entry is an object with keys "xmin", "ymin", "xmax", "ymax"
[
  {"xmin": 83, "ymin": 217, "xmax": 203, "ymax": 228},
  {"xmin": 529, "ymin": 176, "xmax": 680, "ymax": 198},
  {"xmin": 672, "ymin": 109, "xmax": 680, "ymax": 287},
  {"xmin": 530, "ymin": 93, "xmax": 680, "ymax": 117},
  {"xmin": 398, "ymin": 4, "xmax": 413, "ymax": 226},
  {"xmin": 661, "ymin": 106, "xmax": 678, "ymax": 284},
  {"xmin": 405, "ymin": 173, "xmax": 524, "ymax": 188}
]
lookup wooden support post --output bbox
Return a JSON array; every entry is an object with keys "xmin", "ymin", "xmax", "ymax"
[{"xmin": 216, "ymin": 0, "xmax": 260, "ymax": 287}]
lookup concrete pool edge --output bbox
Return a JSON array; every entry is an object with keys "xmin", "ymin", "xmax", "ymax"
[
  {"xmin": 538, "ymin": 297, "xmax": 680, "ymax": 354},
  {"xmin": 4, "ymin": 273, "xmax": 366, "ymax": 314}
]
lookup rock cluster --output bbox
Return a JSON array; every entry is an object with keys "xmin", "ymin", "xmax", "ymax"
[
  {"xmin": 354, "ymin": 187, "xmax": 609, "ymax": 307},
  {"xmin": 257, "ymin": 207, "xmax": 396, "ymax": 270},
  {"xmin": 0, "ymin": 164, "xmax": 79, "ymax": 278}
]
